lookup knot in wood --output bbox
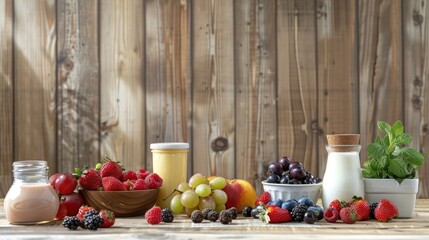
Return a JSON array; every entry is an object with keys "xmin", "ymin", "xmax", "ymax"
[
  {"xmin": 63, "ymin": 58, "xmax": 74, "ymax": 71},
  {"xmin": 422, "ymin": 124, "xmax": 428, "ymax": 134},
  {"xmin": 414, "ymin": 76, "xmax": 423, "ymax": 87},
  {"xmin": 413, "ymin": 10, "xmax": 423, "ymax": 26},
  {"xmin": 211, "ymin": 137, "xmax": 228, "ymax": 152},
  {"xmin": 412, "ymin": 95, "xmax": 422, "ymax": 110}
]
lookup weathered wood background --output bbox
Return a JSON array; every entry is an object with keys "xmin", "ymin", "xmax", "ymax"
[{"xmin": 1, "ymin": 0, "xmax": 429, "ymax": 198}]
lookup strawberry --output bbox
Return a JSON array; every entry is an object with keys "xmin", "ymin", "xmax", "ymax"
[
  {"xmin": 323, "ymin": 207, "xmax": 339, "ymax": 223},
  {"xmin": 99, "ymin": 210, "xmax": 115, "ymax": 228},
  {"xmin": 136, "ymin": 168, "xmax": 150, "ymax": 179},
  {"xmin": 144, "ymin": 173, "xmax": 163, "ymax": 189},
  {"xmin": 255, "ymin": 192, "xmax": 271, "ymax": 206},
  {"xmin": 55, "ymin": 203, "xmax": 68, "ymax": 220},
  {"xmin": 133, "ymin": 178, "xmax": 148, "ymax": 190},
  {"xmin": 349, "ymin": 196, "xmax": 370, "ymax": 221},
  {"xmin": 76, "ymin": 205, "xmax": 96, "ymax": 220},
  {"xmin": 259, "ymin": 205, "xmax": 292, "ymax": 223},
  {"xmin": 102, "ymin": 176, "xmax": 127, "ymax": 191},
  {"xmin": 100, "ymin": 155, "xmax": 123, "ymax": 180},
  {"xmin": 145, "ymin": 206, "xmax": 162, "ymax": 224},
  {"xmin": 328, "ymin": 199, "xmax": 348, "ymax": 213},
  {"xmin": 76, "ymin": 168, "xmax": 102, "ymax": 191},
  {"xmin": 123, "ymin": 170, "xmax": 137, "ymax": 181},
  {"xmin": 339, "ymin": 207, "xmax": 357, "ymax": 224},
  {"xmin": 374, "ymin": 199, "xmax": 398, "ymax": 222},
  {"xmin": 123, "ymin": 179, "xmax": 136, "ymax": 190}
]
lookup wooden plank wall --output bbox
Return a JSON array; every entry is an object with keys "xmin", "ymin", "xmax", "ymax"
[{"xmin": 0, "ymin": 0, "xmax": 428, "ymax": 198}]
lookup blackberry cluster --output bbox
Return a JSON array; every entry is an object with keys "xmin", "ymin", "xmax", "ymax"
[
  {"xmin": 219, "ymin": 210, "xmax": 232, "ymax": 224},
  {"xmin": 63, "ymin": 216, "xmax": 80, "ymax": 230},
  {"xmin": 84, "ymin": 210, "xmax": 103, "ymax": 230},
  {"xmin": 291, "ymin": 204, "xmax": 308, "ymax": 222},
  {"xmin": 161, "ymin": 208, "xmax": 174, "ymax": 223},
  {"xmin": 369, "ymin": 202, "xmax": 378, "ymax": 219}
]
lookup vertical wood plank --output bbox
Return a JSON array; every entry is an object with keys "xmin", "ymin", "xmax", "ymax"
[
  {"xmin": 403, "ymin": 0, "xmax": 429, "ymax": 198},
  {"xmin": 145, "ymin": 0, "xmax": 191, "ymax": 172},
  {"xmin": 277, "ymin": 0, "xmax": 318, "ymax": 176},
  {"xmin": 192, "ymin": 0, "xmax": 235, "ymax": 178},
  {"xmin": 0, "ymin": 0, "xmax": 13, "ymax": 197},
  {"xmin": 100, "ymin": 0, "xmax": 145, "ymax": 171},
  {"xmin": 359, "ymin": 0, "xmax": 403, "ymax": 161},
  {"xmin": 57, "ymin": 0, "xmax": 100, "ymax": 172},
  {"xmin": 14, "ymin": 0, "xmax": 57, "ymax": 170},
  {"xmin": 234, "ymin": 0, "xmax": 277, "ymax": 190},
  {"xmin": 316, "ymin": 0, "xmax": 359, "ymax": 177}
]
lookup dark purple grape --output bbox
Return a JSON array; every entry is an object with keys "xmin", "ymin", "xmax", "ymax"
[
  {"xmin": 289, "ymin": 179, "xmax": 301, "ymax": 184},
  {"xmin": 267, "ymin": 174, "xmax": 280, "ymax": 183},
  {"xmin": 268, "ymin": 162, "xmax": 283, "ymax": 175},
  {"xmin": 279, "ymin": 156, "xmax": 292, "ymax": 171},
  {"xmin": 290, "ymin": 167, "xmax": 306, "ymax": 179},
  {"xmin": 279, "ymin": 176, "xmax": 289, "ymax": 184},
  {"xmin": 289, "ymin": 162, "xmax": 304, "ymax": 171}
]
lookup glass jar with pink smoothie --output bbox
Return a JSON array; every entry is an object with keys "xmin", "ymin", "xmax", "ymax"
[{"xmin": 4, "ymin": 160, "xmax": 59, "ymax": 224}]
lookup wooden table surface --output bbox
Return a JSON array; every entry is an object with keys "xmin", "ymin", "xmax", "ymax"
[{"xmin": 1, "ymin": 199, "xmax": 429, "ymax": 240}]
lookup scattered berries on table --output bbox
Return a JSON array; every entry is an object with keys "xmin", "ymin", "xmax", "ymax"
[
  {"xmin": 349, "ymin": 196, "xmax": 370, "ymax": 221},
  {"xmin": 63, "ymin": 216, "xmax": 81, "ymax": 230},
  {"xmin": 307, "ymin": 205, "xmax": 324, "ymax": 220},
  {"xmin": 84, "ymin": 211, "xmax": 104, "ymax": 230},
  {"xmin": 260, "ymin": 205, "xmax": 292, "ymax": 223},
  {"xmin": 219, "ymin": 210, "xmax": 232, "ymax": 224},
  {"xmin": 369, "ymin": 202, "xmax": 378, "ymax": 219},
  {"xmin": 76, "ymin": 206, "xmax": 96, "ymax": 220},
  {"xmin": 291, "ymin": 204, "xmax": 308, "ymax": 222},
  {"xmin": 255, "ymin": 191, "xmax": 271, "ymax": 206},
  {"xmin": 374, "ymin": 199, "xmax": 398, "ymax": 222},
  {"xmin": 202, "ymin": 208, "xmax": 214, "ymax": 220},
  {"xmin": 304, "ymin": 210, "xmax": 317, "ymax": 224},
  {"xmin": 191, "ymin": 210, "xmax": 204, "ymax": 223},
  {"xmin": 339, "ymin": 207, "xmax": 357, "ymax": 224},
  {"xmin": 324, "ymin": 207, "xmax": 339, "ymax": 223},
  {"xmin": 329, "ymin": 199, "xmax": 348, "ymax": 214},
  {"xmin": 251, "ymin": 206, "xmax": 263, "ymax": 219},
  {"xmin": 99, "ymin": 210, "xmax": 115, "ymax": 228},
  {"xmin": 227, "ymin": 207, "xmax": 237, "ymax": 219},
  {"xmin": 207, "ymin": 210, "xmax": 219, "ymax": 222},
  {"xmin": 145, "ymin": 206, "xmax": 162, "ymax": 225},
  {"xmin": 161, "ymin": 208, "xmax": 174, "ymax": 223},
  {"xmin": 242, "ymin": 206, "xmax": 253, "ymax": 217}
]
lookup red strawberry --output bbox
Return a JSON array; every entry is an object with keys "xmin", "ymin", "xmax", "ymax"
[
  {"xmin": 349, "ymin": 196, "xmax": 370, "ymax": 221},
  {"xmin": 133, "ymin": 178, "xmax": 148, "ymax": 190},
  {"xmin": 77, "ymin": 168, "xmax": 102, "ymax": 190},
  {"xmin": 55, "ymin": 203, "xmax": 68, "ymax": 220},
  {"xmin": 99, "ymin": 210, "xmax": 115, "ymax": 228},
  {"xmin": 259, "ymin": 205, "xmax": 292, "ymax": 223},
  {"xmin": 123, "ymin": 170, "xmax": 137, "ymax": 181},
  {"xmin": 102, "ymin": 176, "xmax": 127, "ymax": 191},
  {"xmin": 323, "ymin": 207, "xmax": 339, "ymax": 223},
  {"xmin": 100, "ymin": 156, "xmax": 123, "ymax": 180},
  {"xmin": 328, "ymin": 199, "xmax": 348, "ymax": 214},
  {"xmin": 136, "ymin": 168, "xmax": 150, "ymax": 179},
  {"xmin": 374, "ymin": 199, "xmax": 398, "ymax": 222},
  {"xmin": 145, "ymin": 206, "xmax": 162, "ymax": 224},
  {"xmin": 255, "ymin": 192, "xmax": 271, "ymax": 206},
  {"xmin": 144, "ymin": 173, "xmax": 163, "ymax": 189},
  {"xmin": 76, "ymin": 205, "xmax": 96, "ymax": 220},
  {"xmin": 123, "ymin": 179, "xmax": 136, "ymax": 190},
  {"xmin": 339, "ymin": 207, "xmax": 357, "ymax": 224}
]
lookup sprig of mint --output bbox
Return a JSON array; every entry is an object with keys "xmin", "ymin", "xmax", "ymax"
[{"xmin": 362, "ymin": 120, "xmax": 425, "ymax": 184}]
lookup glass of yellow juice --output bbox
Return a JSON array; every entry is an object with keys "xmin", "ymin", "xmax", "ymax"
[{"xmin": 151, "ymin": 142, "xmax": 189, "ymax": 209}]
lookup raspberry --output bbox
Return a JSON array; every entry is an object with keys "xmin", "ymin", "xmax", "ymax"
[
  {"xmin": 324, "ymin": 207, "xmax": 339, "ymax": 223},
  {"xmin": 145, "ymin": 206, "xmax": 162, "ymax": 224},
  {"xmin": 144, "ymin": 173, "xmax": 163, "ymax": 189},
  {"xmin": 191, "ymin": 210, "xmax": 204, "ymax": 223},
  {"xmin": 161, "ymin": 208, "xmax": 174, "ymax": 223},
  {"xmin": 63, "ymin": 216, "xmax": 80, "ymax": 230}
]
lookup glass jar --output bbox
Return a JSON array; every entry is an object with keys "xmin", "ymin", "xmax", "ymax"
[
  {"xmin": 322, "ymin": 135, "xmax": 365, "ymax": 209},
  {"xmin": 151, "ymin": 142, "xmax": 189, "ymax": 209},
  {"xmin": 4, "ymin": 160, "xmax": 59, "ymax": 224}
]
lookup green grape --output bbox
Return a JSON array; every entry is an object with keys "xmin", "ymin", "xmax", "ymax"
[
  {"xmin": 215, "ymin": 204, "xmax": 226, "ymax": 212},
  {"xmin": 189, "ymin": 173, "xmax": 208, "ymax": 189},
  {"xmin": 181, "ymin": 190, "xmax": 199, "ymax": 209},
  {"xmin": 170, "ymin": 194, "xmax": 184, "ymax": 214},
  {"xmin": 195, "ymin": 184, "xmax": 211, "ymax": 197},
  {"xmin": 209, "ymin": 177, "xmax": 227, "ymax": 190},
  {"xmin": 198, "ymin": 196, "xmax": 216, "ymax": 210},
  {"xmin": 177, "ymin": 182, "xmax": 191, "ymax": 192},
  {"xmin": 212, "ymin": 189, "xmax": 228, "ymax": 205}
]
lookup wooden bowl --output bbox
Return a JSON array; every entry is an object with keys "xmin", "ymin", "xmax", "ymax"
[{"xmin": 80, "ymin": 189, "xmax": 159, "ymax": 217}]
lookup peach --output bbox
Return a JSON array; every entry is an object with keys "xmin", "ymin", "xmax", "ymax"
[{"xmin": 222, "ymin": 179, "xmax": 257, "ymax": 213}]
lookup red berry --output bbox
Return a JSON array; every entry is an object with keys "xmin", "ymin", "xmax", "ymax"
[
  {"xmin": 323, "ymin": 207, "xmax": 339, "ymax": 223},
  {"xmin": 255, "ymin": 191, "xmax": 271, "ymax": 206},
  {"xmin": 76, "ymin": 205, "xmax": 96, "ymax": 220},
  {"xmin": 328, "ymin": 199, "xmax": 348, "ymax": 214},
  {"xmin": 49, "ymin": 173, "xmax": 62, "ymax": 189},
  {"xmin": 123, "ymin": 179, "xmax": 136, "ymax": 190},
  {"xmin": 55, "ymin": 202, "xmax": 68, "ymax": 220},
  {"xmin": 349, "ymin": 196, "xmax": 370, "ymax": 221},
  {"xmin": 102, "ymin": 176, "xmax": 127, "ymax": 191},
  {"xmin": 374, "ymin": 199, "xmax": 398, "ymax": 222},
  {"xmin": 78, "ymin": 169, "xmax": 102, "ymax": 191},
  {"xmin": 136, "ymin": 168, "xmax": 150, "ymax": 179},
  {"xmin": 123, "ymin": 170, "xmax": 137, "ymax": 181},
  {"xmin": 261, "ymin": 206, "xmax": 292, "ymax": 223},
  {"xmin": 145, "ymin": 206, "xmax": 162, "ymax": 224},
  {"xmin": 61, "ymin": 192, "xmax": 84, "ymax": 216},
  {"xmin": 133, "ymin": 179, "xmax": 148, "ymax": 190},
  {"xmin": 144, "ymin": 173, "xmax": 163, "ymax": 189},
  {"xmin": 55, "ymin": 173, "xmax": 78, "ymax": 195},
  {"xmin": 339, "ymin": 207, "xmax": 357, "ymax": 224},
  {"xmin": 99, "ymin": 210, "xmax": 115, "ymax": 228},
  {"xmin": 100, "ymin": 157, "xmax": 123, "ymax": 180}
]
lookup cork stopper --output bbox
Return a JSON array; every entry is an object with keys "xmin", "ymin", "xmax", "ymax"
[{"xmin": 326, "ymin": 134, "xmax": 360, "ymax": 152}]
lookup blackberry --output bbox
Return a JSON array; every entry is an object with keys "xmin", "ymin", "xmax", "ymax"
[
  {"xmin": 227, "ymin": 207, "xmax": 237, "ymax": 219},
  {"xmin": 191, "ymin": 210, "xmax": 204, "ymax": 223},
  {"xmin": 161, "ymin": 208, "xmax": 174, "ymax": 223},
  {"xmin": 291, "ymin": 204, "xmax": 308, "ymax": 222},
  {"xmin": 219, "ymin": 210, "xmax": 232, "ymax": 224},
  {"xmin": 84, "ymin": 213, "xmax": 103, "ymax": 230},
  {"xmin": 63, "ymin": 216, "xmax": 80, "ymax": 230},
  {"xmin": 202, "ymin": 208, "xmax": 214, "ymax": 220},
  {"xmin": 369, "ymin": 202, "xmax": 378, "ymax": 219},
  {"xmin": 207, "ymin": 210, "xmax": 219, "ymax": 222},
  {"xmin": 84, "ymin": 209, "xmax": 99, "ymax": 218}
]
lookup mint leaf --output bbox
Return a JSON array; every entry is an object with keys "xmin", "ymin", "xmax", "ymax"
[
  {"xmin": 391, "ymin": 121, "xmax": 404, "ymax": 137},
  {"xmin": 367, "ymin": 143, "xmax": 385, "ymax": 160},
  {"xmin": 388, "ymin": 158, "xmax": 408, "ymax": 178},
  {"xmin": 400, "ymin": 147, "xmax": 424, "ymax": 167},
  {"xmin": 377, "ymin": 121, "xmax": 391, "ymax": 134},
  {"xmin": 394, "ymin": 133, "xmax": 413, "ymax": 145}
]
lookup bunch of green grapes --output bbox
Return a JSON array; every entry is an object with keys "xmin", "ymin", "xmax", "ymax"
[{"xmin": 170, "ymin": 173, "xmax": 228, "ymax": 215}]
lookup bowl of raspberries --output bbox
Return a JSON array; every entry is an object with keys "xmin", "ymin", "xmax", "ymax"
[
  {"xmin": 78, "ymin": 156, "xmax": 162, "ymax": 217},
  {"xmin": 261, "ymin": 156, "xmax": 322, "ymax": 203}
]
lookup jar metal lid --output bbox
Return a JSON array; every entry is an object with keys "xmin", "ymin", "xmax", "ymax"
[{"xmin": 150, "ymin": 142, "xmax": 189, "ymax": 150}]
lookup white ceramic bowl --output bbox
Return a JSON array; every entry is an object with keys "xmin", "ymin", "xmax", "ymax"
[{"xmin": 262, "ymin": 181, "xmax": 322, "ymax": 203}]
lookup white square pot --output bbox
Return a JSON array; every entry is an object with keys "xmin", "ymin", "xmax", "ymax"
[{"xmin": 364, "ymin": 178, "xmax": 418, "ymax": 218}]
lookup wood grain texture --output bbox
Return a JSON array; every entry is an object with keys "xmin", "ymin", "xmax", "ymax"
[
  {"xmin": 277, "ymin": 0, "xmax": 318, "ymax": 176},
  {"xmin": 0, "ymin": 0, "xmax": 13, "ymax": 197},
  {"xmin": 99, "ymin": 0, "xmax": 145, "ymax": 171},
  {"xmin": 57, "ymin": 0, "xmax": 100, "ymax": 173},
  {"xmin": 403, "ymin": 0, "xmax": 429, "ymax": 198},
  {"xmin": 145, "ymin": 0, "xmax": 191, "ymax": 173},
  {"xmin": 192, "ymin": 0, "xmax": 235, "ymax": 179},
  {"xmin": 234, "ymin": 0, "xmax": 277, "ymax": 191},
  {"xmin": 14, "ymin": 0, "xmax": 56, "ymax": 169},
  {"xmin": 358, "ymin": 0, "xmax": 403, "ymax": 162},
  {"xmin": 316, "ymin": 0, "xmax": 359, "ymax": 177}
]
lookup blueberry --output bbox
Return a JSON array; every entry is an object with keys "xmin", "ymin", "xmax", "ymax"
[
  {"xmin": 267, "ymin": 174, "xmax": 280, "ymax": 183},
  {"xmin": 279, "ymin": 175, "xmax": 289, "ymax": 184},
  {"xmin": 308, "ymin": 205, "xmax": 324, "ymax": 220},
  {"xmin": 304, "ymin": 210, "xmax": 317, "ymax": 224},
  {"xmin": 242, "ymin": 206, "xmax": 253, "ymax": 217},
  {"xmin": 297, "ymin": 196, "xmax": 314, "ymax": 207},
  {"xmin": 289, "ymin": 179, "xmax": 301, "ymax": 184},
  {"xmin": 271, "ymin": 199, "xmax": 283, "ymax": 207},
  {"xmin": 251, "ymin": 206, "xmax": 263, "ymax": 219},
  {"xmin": 281, "ymin": 199, "xmax": 298, "ymax": 212}
]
